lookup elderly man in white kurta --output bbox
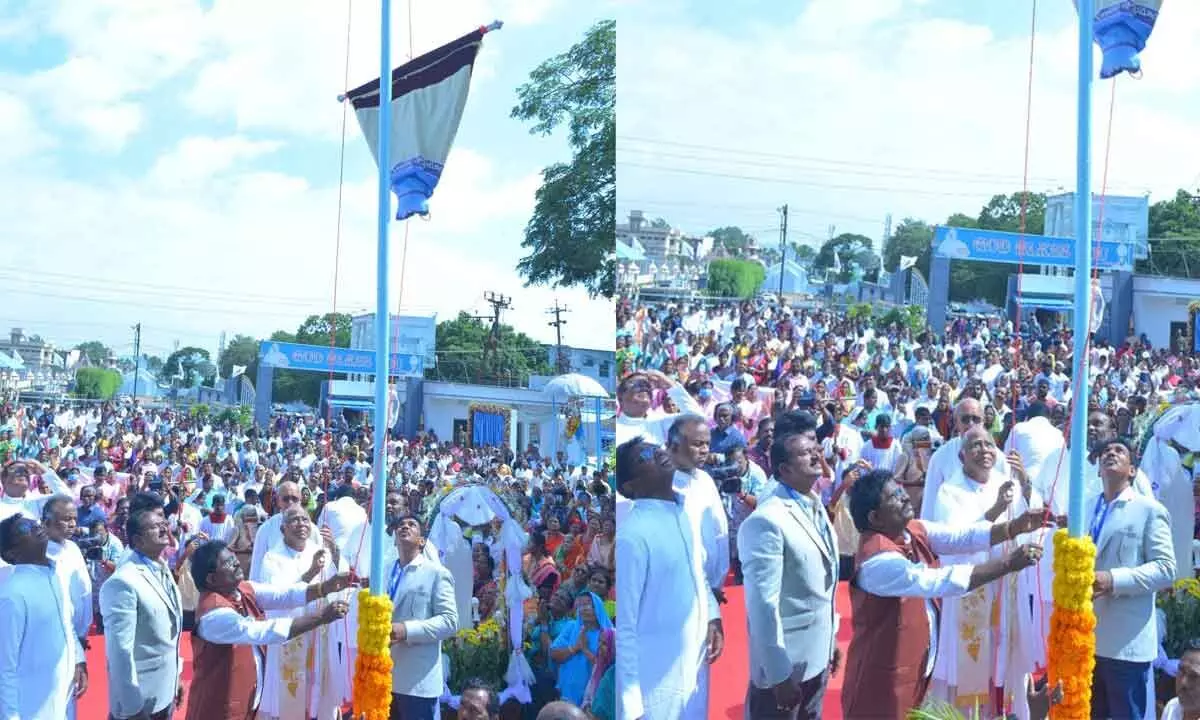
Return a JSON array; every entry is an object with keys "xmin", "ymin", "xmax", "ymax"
[
  {"xmin": 929, "ymin": 425, "xmax": 1031, "ymax": 715},
  {"xmin": 249, "ymin": 480, "xmax": 322, "ymax": 582},
  {"xmin": 616, "ymin": 438, "xmax": 718, "ymax": 719},
  {"xmin": 920, "ymin": 399, "xmax": 1011, "ymax": 521},
  {"xmin": 258, "ymin": 506, "xmax": 351, "ymax": 720}
]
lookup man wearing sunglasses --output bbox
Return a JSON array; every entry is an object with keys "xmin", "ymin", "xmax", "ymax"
[
  {"xmin": 0, "ymin": 514, "xmax": 89, "ymax": 719},
  {"xmin": 615, "ymin": 370, "xmax": 705, "ymax": 448},
  {"xmin": 0, "ymin": 458, "xmax": 73, "ymax": 526}
]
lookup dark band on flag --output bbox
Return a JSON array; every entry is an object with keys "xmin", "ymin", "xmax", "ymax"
[{"xmin": 344, "ymin": 29, "xmax": 485, "ymax": 109}]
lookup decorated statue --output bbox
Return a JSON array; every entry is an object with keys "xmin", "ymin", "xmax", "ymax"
[{"xmin": 1136, "ymin": 400, "xmax": 1200, "ymax": 582}]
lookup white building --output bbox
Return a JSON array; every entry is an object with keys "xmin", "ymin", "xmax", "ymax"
[{"xmin": 348, "ymin": 312, "xmax": 437, "ymax": 381}]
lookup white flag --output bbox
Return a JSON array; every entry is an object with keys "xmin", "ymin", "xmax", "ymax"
[
  {"xmin": 232, "ymin": 365, "xmax": 247, "ymax": 377},
  {"xmin": 899, "ymin": 255, "xmax": 918, "ymax": 271},
  {"xmin": 833, "ymin": 251, "xmax": 843, "ymax": 274},
  {"xmin": 345, "ymin": 27, "xmax": 491, "ymax": 220}
]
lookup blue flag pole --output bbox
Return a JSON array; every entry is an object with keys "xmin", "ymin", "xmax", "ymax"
[
  {"xmin": 1068, "ymin": 0, "xmax": 1094, "ymax": 538},
  {"xmin": 369, "ymin": 0, "xmax": 393, "ymax": 595}
]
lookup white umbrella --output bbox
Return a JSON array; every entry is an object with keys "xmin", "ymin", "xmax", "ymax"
[{"xmin": 542, "ymin": 373, "xmax": 609, "ymax": 402}]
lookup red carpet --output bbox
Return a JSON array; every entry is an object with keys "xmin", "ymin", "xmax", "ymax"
[
  {"xmin": 710, "ymin": 583, "xmax": 853, "ymax": 720},
  {"xmin": 79, "ymin": 632, "xmax": 193, "ymax": 720}
]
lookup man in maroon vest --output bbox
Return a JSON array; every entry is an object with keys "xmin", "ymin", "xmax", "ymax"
[
  {"xmin": 839, "ymin": 469, "xmax": 1057, "ymax": 719},
  {"xmin": 184, "ymin": 540, "xmax": 358, "ymax": 720}
]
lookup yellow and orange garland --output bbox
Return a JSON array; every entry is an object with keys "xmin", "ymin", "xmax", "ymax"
[
  {"xmin": 1047, "ymin": 530, "xmax": 1096, "ymax": 720},
  {"xmin": 353, "ymin": 591, "xmax": 395, "ymax": 720}
]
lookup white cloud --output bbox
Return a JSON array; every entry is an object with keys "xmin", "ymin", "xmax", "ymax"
[
  {"xmin": 0, "ymin": 91, "xmax": 54, "ymax": 161},
  {"xmin": 617, "ymin": 3, "xmax": 1200, "ymax": 243},
  {"xmin": 0, "ymin": 142, "xmax": 610, "ymax": 352},
  {"xmin": 149, "ymin": 136, "xmax": 284, "ymax": 186},
  {"xmin": 184, "ymin": 0, "xmax": 515, "ymax": 139},
  {"xmin": 22, "ymin": 0, "xmax": 209, "ymax": 150}
]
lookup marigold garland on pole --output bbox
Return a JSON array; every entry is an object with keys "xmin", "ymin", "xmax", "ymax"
[
  {"xmin": 1046, "ymin": 530, "xmax": 1096, "ymax": 719},
  {"xmin": 353, "ymin": 591, "xmax": 395, "ymax": 720}
]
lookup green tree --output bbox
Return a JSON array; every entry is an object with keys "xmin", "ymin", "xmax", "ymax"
[
  {"xmin": 73, "ymin": 368, "xmax": 122, "ymax": 399},
  {"xmin": 426, "ymin": 312, "xmax": 552, "ymax": 386},
  {"xmin": 708, "ymin": 226, "xmax": 755, "ymax": 256},
  {"xmin": 1139, "ymin": 189, "xmax": 1200, "ymax": 278},
  {"xmin": 882, "ymin": 218, "xmax": 933, "ymax": 277},
  {"xmin": 74, "ymin": 341, "xmax": 110, "ymax": 366},
  {"xmin": 144, "ymin": 355, "xmax": 165, "ymax": 374},
  {"xmin": 792, "ymin": 244, "xmax": 816, "ymax": 262},
  {"xmin": 295, "ymin": 313, "xmax": 352, "ymax": 347},
  {"xmin": 512, "ymin": 19, "xmax": 615, "ymax": 298},
  {"xmin": 163, "ymin": 347, "xmax": 216, "ymax": 388},
  {"xmin": 705, "ymin": 258, "xmax": 765, "ymax": 298},
  {"xmin": 218, "ymin": 334, "xmax": 260, "ymax": 380},
  {"xmin": 813, "ymin": 233, "xmax": 874, "ymax": 283},
  {"xmin": 1148, "ymin": 189, "xmax": 1200, "ymax": 236}
]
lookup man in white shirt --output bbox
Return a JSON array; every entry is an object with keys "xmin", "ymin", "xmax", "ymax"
[
  {"xmin": 615, "ymin": 370, "xmax": 705, "ymax": 447},
  {"xmin": 249, "ymin": 480, "xmax": 322, "ymax": 581},
  {"xmin": 1003, "ymin": 402, "xmax": 1064, "ymax": 488},
  {"xmin": 1159, "ymin": 640, "xmax": 1200, "ymax": 720},
  {"xmin": 0, "ymin": 459, "xmax": 72, "ymax": 524},
  {"xmin": 839, "ymin": 469, "xmax": 1050, "ymax": 719},
  {"xmin": 41, "ymin": 495, "xmax": 94, "ymax": 717},
  {"xmin": 0, "ymin": 514, "xmax": 88, "ymax": 720},
  {"xmin": 615, "ymin": 437, "xmax": 718, "ymax": 719},
  {"xmin": 920, "ymin": 398, "xmax": 1011, "ymax": 521},
  {"xmin": 667, "ymin": 417, "xmax": 731, "ymax": 604}
]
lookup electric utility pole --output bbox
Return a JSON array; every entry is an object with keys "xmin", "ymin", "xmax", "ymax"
[
  {"xmin": 778, "ymin": 204, "xmax": 789, "ymax": 298},
  {"xmin": 132, "ymin": 323, "xmax": 141, "ymax": 401},
  {"xmin": 547, "ymin": 301, "xmax": 570, "ymax": 373},
  {"xmin": 472, "ymin": 292, "xmax": 512, "ymax": 383}
]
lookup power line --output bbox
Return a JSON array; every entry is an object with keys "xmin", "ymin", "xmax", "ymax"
[
  {"xmin": 618, "ymin": 161, "xmax": 1066, "ymax": 199},
  {"xmin": 618, "ymin": 135, "xmax": 1156, "ymax": 191}
]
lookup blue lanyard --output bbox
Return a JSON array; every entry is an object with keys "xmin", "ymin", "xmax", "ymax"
[
  {"xmin": 388, "ymin": 560, "xmax": 408, "ymax": 601},
  {"xmin": 1090, "ymin": 494, "xmax": 1114, "ymax": 543}
]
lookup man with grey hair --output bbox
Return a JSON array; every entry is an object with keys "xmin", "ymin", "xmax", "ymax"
[{"xmin": 249, "ymin": 480, "xmax": 322, "ymax": 582}]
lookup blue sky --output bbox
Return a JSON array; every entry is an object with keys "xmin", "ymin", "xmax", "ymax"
[
  {"xmin": 0, "ymin": 0, "xmax": 615, "ymax": 363},
  {"xmin": 617, "ymin": 0, "xmax": 1200, "ymax": 254}
]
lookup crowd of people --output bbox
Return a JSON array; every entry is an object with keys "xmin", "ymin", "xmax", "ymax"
[
  {"xmin": 615, "ymin": 295, "xmax": 1200, "ymax": 720},
  {"xmin": 0, "ymin": 399, "xmax": 617, "ymax": 720}
]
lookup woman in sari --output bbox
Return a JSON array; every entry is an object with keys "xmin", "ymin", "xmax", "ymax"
[
  {"xmin": 585, "ymin": 515, "xmax": 615, "ymax": 571},
  {"xmin": 583, "ymin": 617, "xmax": 615, "ymax": 720},
  {"xmin": 550, "ymin": 591, "xmax": 613, "ymax": 706},
  {"xmin": 524, "ymin": 529, "xmax": 561, "ymax": 602}
]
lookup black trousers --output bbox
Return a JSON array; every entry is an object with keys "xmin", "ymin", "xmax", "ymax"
[{"xmin": 746, "ymin": 667, "xmax": 829, "ymax": 720}]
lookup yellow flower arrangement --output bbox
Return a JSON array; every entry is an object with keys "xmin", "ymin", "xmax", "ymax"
[
  {"xmin": 353, "ymin": 591, "xmax": 395, "ymax": 720},
  {"xmin": 1047, "ymin": 530, "xmax": 1097, "ymax": 720}
]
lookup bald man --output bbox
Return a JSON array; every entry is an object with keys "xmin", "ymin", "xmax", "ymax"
[
  {"xmin": 249, "ymin": 480, "xmax": 321, "ymax": 582},
  {"xmin": 919, "ymin": 399, "xmax": 1011, "ymax": 520}
]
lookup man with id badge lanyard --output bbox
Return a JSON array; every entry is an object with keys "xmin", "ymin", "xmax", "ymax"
[
  {"xmin": 387, "ymin": 514, "xmax": 458, "ymax": 720},
  {"xmin": 1088, "ymin": 438, "xmax": 1175, "ymax": 720}
]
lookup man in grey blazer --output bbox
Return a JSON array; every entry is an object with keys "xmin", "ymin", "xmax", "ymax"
[
  {"xmin": 1089, "ymin": 438, "xmax": 1175, "ymax": 720},
  {"xmin": 389, "ymin": 513, "xmax": 458, "ymax": 720},
  {"xmin": 738, "ymin": 428, "xmax": 841, "ymax": 719},
  {"xmin": 100, "ymin": 507, "xmax": 184, "ymax": 720}
]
